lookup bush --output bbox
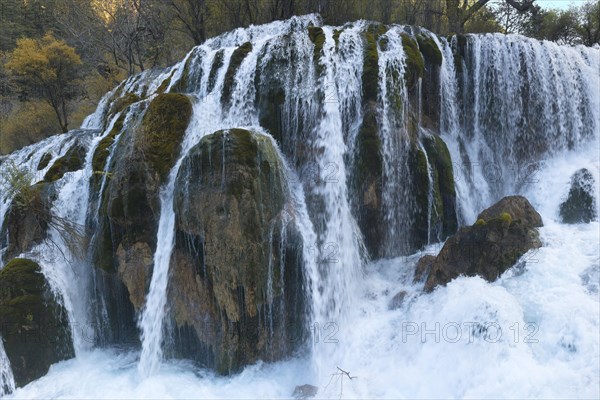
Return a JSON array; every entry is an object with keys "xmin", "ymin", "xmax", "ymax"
[{"xmin": 0, "ymin": 101, "xmax": 61, "ymax": 155}]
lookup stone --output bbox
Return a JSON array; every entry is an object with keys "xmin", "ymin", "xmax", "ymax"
[
  {"xmin": 423, "ymin": 196, "xmax": 543, "ymax": 292},
  {"xmin": 0, "ymin": 258, "xmax": 74, "ymax": 388},
  {"xmin": 559, "ymin": 168, "xmax": 597, "ymax": 224}
]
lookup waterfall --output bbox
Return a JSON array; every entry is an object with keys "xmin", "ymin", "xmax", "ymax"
[
  {"xmin": 377, "ymin": 26, "xmax": 411, "ymax": 255},
  {"xmin": 1, "ymin": 15, "xmax": 599, "ymax": 398},
  {"xmin": 0, "ymin": 340, "xmax": 15, "ymax": 396},
  {"xmin": 439, "ymin": 34, "xmax": 600, "ymax": 219}
]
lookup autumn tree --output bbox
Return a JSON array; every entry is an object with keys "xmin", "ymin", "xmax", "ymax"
[{"xmin": 5, "ymin": 33, "xmax": 82, "ymax": 132}]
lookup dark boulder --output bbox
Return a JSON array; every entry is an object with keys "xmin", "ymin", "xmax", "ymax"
[
  {"xmin": 169, "ymin": 128, "xmax": 306, "ymax": 373},
  {"xmin": 423, "ymin": 196, "xmax": 543, "ymax": 292},
  {"xmin": 1, "ymin": 182, "xmax": 56, "ymax": 261},
  {"xmin": 88, "ymin": 93, "xmax": 192, "ymax": 345},
  {"xmin": 0, "ymin": 258, "xmax": 74, "ymax": 388},
  {"xmin": 293, "ymin": 384, "xmax": 318, "ymax": 398},
  {"xmin": 559, "ymin": 168, "xmax": 597, "ymax": 224}
]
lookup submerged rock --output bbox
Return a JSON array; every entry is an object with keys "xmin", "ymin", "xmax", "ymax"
[
  {"xmin": 423, "ymin": 196, "xmax": 543, "ymax": 292},
  {"xmin": 293, "ymin": 384, "xmax": 318, "ymax": 398},
  {"xmin": 0, "ymin": 258, "xmax": 74, "ymax": 387},
  {"xmin": 559, "ymin": 168, "xmax": 597, "ymax": 224},
  {"xmin": 169, "ymin": 128, "xmax": 306, "ymax": 373}
]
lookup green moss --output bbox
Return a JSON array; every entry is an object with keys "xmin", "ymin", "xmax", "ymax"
[
  {"xmin": 208, "ymin": 49, "xmax": 225, "ymax": 93},
  {"xmin": 0, "ymin": 258, "xmax": 42, "ymax": 290},
  {"xmin": 222, "ymin": 42, "xmax": 253, "ymax": 106},
  {"xmin": 308, "ymin": 26, "xmax": 326, "ymax": 77},
  {"xmin": 411, "ymin": 146, "xmax": 430, "ymax": 248},
  {"xmin": 416, "ymin": 34, "xmax": 442, "ymax": 67},
  {"xmin": 355, "ymin": 109, "xmax": 382, "ymax": 185},
  {"xmin": 401, "ymin": 34, "xmax": 424, "ymax": 88},
  {"xmin": 140, "ymin": 93, "xmax": 193, "ymax": 182},
  {"xmin": 92, "ymin": 113, "xmax": 126, "ymax": 174},
  {"xmin": 499, "ymin": 212, "xmax": 512, "ymax": 225},
  {"xmin": 92, "ymin": 218, "xmax": 116, "ymax": 273},
  {"xmin": 156, "ymin": 70, "xmax": 175, "ymax": 94},
  {"xmin": 475, "ymin": 218, "xmax": 486, "ymax": 226},
  {"xmin": 107, "ymin": 92, "xmax": 140, "ymax": 120},
  {"xmin": 43, "ymin": 144, "xmax": 86, "ymax": 183},
  {"xmin": 170, "ymin": 54, "xmax": 195, "ymax": 93},
  {"xmin": 422, "ymin": 135, "xmax": 457, "ymax": 238},
  {"xmin": 37, "ymin": 153, "xmax": 52, "ymax": 170},
  {"xmin": 362, "ymin": 23, "xmax": 387, "ymax": 102},
  {"xmin": 333, "ymin": 29, "xmax": 342, "ymax": 47}
]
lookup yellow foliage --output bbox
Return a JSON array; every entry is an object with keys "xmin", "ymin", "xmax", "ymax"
[{"xmin": 6, "ymin": 33, "xmax": 81, "ymax": 84}]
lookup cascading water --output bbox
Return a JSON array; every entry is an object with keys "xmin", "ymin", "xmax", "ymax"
[{"xmin": 1, "ymin": 15, "xmax": 598, "ymax": 399}]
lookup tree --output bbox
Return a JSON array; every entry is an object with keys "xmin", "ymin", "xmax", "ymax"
[
  {"xmin": 5, "ymin": 33, "xmax": 82, "ymax": 133},
  {"xmin": 446, "ymin": 0, "xmax": 536, "ymax": 33},
  {"xmin": 576, "ymin": 0, "xmax": 600, "ymax": 46}
]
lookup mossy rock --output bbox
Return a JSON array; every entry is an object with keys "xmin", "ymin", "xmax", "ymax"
[
  {"xmin": 156, "ymin": 70, "xmax": 176, "ymax": 94},
  {"xmin": 416, "ymin": 34, "xmax": 442, "ymax": 67},
  {"xmin": 139, "ymin": 93, "xmax": 193, "ymax": 182},
  {"xmin": 0, "ymin": 258, "xmax": 74, "ymax": 388},
  {"xmin": 308, "ymin": 26, "xmax": 326, "ymax": 77},
  {"xmin": 333, "ymin": 29, "xmax": 343, "ymax": 47},
  {"xmin": 222, "ymin": 42, "xmax": 253, "ymax": 107},
  {"xmin": 207, "ymin": 49, "xmax": 225, "ymax": 93},
  {"xmin": 559, "ymin": 168, "xmax": 598, "ymax": 224},
  {"xmin": 362, "ymin": 23, "xmax": 387, "ymax": 102},
  {"xmin": 353, "ymin": 104, "xmax": 383, "ymax": 257},
  {"xmin": 1, "ymin": 182, "xmax": 55, "ymax": 260},
  {"xmin": 401, "ymin": 34, "xmax": 424, "ymax": 88},
  {"xmin": 43, "ymin": 144, "xmax": 86, "ymax": 183},
  {"xmin": 92, "ymin": 113, "xmax": 126, "ymax": 175},
  {"xmin": 424, "ymin": 196, "xmax": 543, "ymax": 292},
  {"xmin": 107, "ymin": 92, "xmax": 140, "ymax": 121},
  {"xmin": 410, "ymin": 145, "xmax": 430, "ymax": 249},
  {"xmin": 422, "ymin": 134, "xmax": 457, "ymax": 239},
  {"xmin": 170, "ymin": 128, "xmax": 306, "ymax": 374},
  {"xmin": 37, "ymin": 153, "xmax": 52, "ymax": 170}
]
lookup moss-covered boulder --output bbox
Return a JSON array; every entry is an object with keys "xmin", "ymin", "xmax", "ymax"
[
  {"xmin": 353, "ymin": 104, "xmax": 384, "ymax": 257},
  {"xmin": 422, "ymin": 134, "xmax": 458, "ymax": 239},
  {"xmin": 351, "ymin": 24, "xmax": 387, "ymax": 258},
  {"xmin": 416, "ymin": 33, "xmax": 442, "ymax": 128},
  {"xmin": 0, "ymin": 258, "xmax": 74, "ymax": 387},
  {"xmin": 423, "ymin": 196, "xmax": 543, "ymax": 292},
  {"xmin": 408, "ymin": 134, "xmax": 457, "ymax": 252},
  {"xmin": 37, "ymin": 153, "xmax": 52, "ymax": 171},
  {"xmin": 1, "ymin": 182, "xmax": 56, "ymax": 261},
  {"xmin": 222, "ymin": 42, "xmax": 253, "ymax": 107},
  {"xmin": 43, "ymin": 144, "xmax": 86, "ymax": 183},
  {"xmin": 169, "ymin": 128, "xmax": 306, "ymax": 374},
  {"xmin": 90, "ymin": 93, "xmax": 192, "ymax": 307},
  {"xmin": 401, "ymin": 34, "xmax": 424, "ymax": 90},
  {"xmin": 559, "ymin": 168, "xmax": 597, "ymax": 224}
]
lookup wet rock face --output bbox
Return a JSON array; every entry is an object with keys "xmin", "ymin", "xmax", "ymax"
[
  {"xmin": 422, "ymin": 196, "xmax": 543, "ymax": 292},
  {"xmin": 559, "ymin": 168, "xmax": 597, "ymax": 224},
  {"xmin": 0, "ymin": 258, "xmax": 74, "ymax": 388},
  {"xmin": 88, "ymin": 93, "xmax": 192, "ymax": 345},
  {"xmin": 170, "ymin": 128, "xmax": 306, "ymax": 374},
  {"xmin": 1, "ymin": 182, "xmax": 55, "ymax": 261}
]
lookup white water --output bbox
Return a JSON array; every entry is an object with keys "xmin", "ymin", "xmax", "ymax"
[{"xmin": 2, "ymin": 18, "xmax": 599, "ymax": 399}]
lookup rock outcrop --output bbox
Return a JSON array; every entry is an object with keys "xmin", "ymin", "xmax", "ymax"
[
  {"xmin": 559, "ymin": 168, "xmax": 597, "ymax": 224},
  {"xmin": 422, "ymin": 196, "xmax": 543, "ymax": 292},
  {"xmin": 0, "ymin": 258, "xmax": 74, "ymax": 387},
  {"xmin": 168, "ymin": 128, "xmax": 306, "ymax": 373},
  {"xmin": 89, "ymin": 93, "xmax": 192, "ymax": 343}
]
